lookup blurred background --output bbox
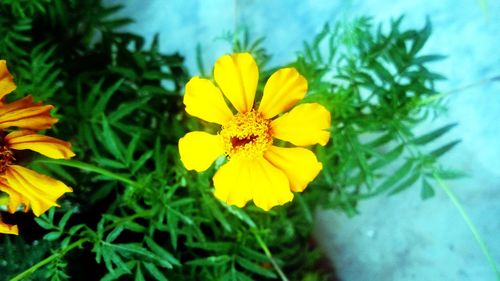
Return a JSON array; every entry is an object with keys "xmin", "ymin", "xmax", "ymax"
[{"xmin": 105, "ymin": 1, "xmax": 500, "ymax": 280}]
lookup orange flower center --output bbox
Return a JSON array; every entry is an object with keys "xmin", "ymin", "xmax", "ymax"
[{"xmin": 220, "ymin": 110, "xmax": 272, "ymax": 160}]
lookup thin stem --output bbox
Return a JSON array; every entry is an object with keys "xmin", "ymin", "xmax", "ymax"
[
  {"xmin": 34, "ymin": 159, "xmax": 139, "ymax": 187},
  {"xmin": 10, "ymin": 238, "xmax": 90, "ymax": 281},
  {"xmin": 418, "ymin": 75, "xmax": 500, "ymax": 106},
  {"xmin": 433, "ymin": 172, "xmax": 500, "ymax": 280},
  {"xmin": 252, "ymin": 229, "xmax": 289, "ymax": 281}
]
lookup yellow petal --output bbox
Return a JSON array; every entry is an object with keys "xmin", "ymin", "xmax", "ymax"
[
  {"xmin": 0, "ymin": 95, "xmax": 41, "ymax": 115},
  {"xmin": 0, "ymin": 60, "xmax": 16, "ymax": 100},
  {"xmin": 184, "ymin": 76, "xmax": 233, "ymax": 125},
  {"xmin": 178, "ymin": 131, "xmax": 224, "ymax": 172},
  {"xmin": 214, "ymin": 53, "xmax": 258, "ymax": 113},
  {"xmin": 0, "ymin": 103, "xmax": 57, "ymax": 130},
  {"xmin": 0, "ymin": 219, "xmax": 18, "ymax": 235},
  {"xmin": 3, "ymin": 165, "xmax": 72, "ymax": 216},
  {"xmin": 0, "ymin": 182, "xmax": 23, "ymax": 213},
  {"xmin": 271, "ymin": 103, "xmax": 331, "ymax": 146},
  {"xmin": 258, "ymin": 68, "xmax": 308, "ymax": 119},
  {"xmin": 213, "ymin": 157, "xmax": 293, "ymax": 211},
  {"xmin": 212, "ymin": 158, "xmax": 253, "ymax": 208},
  {"xmin": 251, "ymin": 157, "xmax": 294, "ymax": 211},
  {"xmin": 264, "ymin": 146, "xmax": 322, "ymax": 192},
  {"xmin": 6, "ymin": 130, "xmax": 75, "ymax": 159}
]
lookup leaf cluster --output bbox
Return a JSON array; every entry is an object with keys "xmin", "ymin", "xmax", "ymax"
[{"xmin": 0, "ymin": 1, "xmax": 457, "ymax": 281}]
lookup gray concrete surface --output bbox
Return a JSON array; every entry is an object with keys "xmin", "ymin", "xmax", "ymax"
[{"xmin": 108, "ymin": 1, "xmax": 500, "ymax": 280}]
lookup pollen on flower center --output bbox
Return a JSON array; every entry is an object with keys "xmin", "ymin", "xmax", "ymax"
[
  {"xmin": 0, "ymin": 145, "xmax": 14, "ymax": 174},
  {"xmin": 220, "ymin": 110, "xmax": 272, "ymax": 159}
]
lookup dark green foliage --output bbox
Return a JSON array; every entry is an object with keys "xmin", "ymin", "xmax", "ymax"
[{"xmin": 0, "ymin": 1, "xmax": 457, "ymax": 281}]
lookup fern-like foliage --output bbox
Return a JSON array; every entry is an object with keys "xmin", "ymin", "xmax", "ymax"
[{"xmin": 0, "ymin": 1, "xmax": 458, "ymax": 281}]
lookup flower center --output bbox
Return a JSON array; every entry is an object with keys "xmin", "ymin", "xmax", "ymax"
[
  {"xmin": 0, "ymin": 145, "xmax": 13, "ymax": 174},
  {"xmin": 220, "ymin": 110, "xmax": 272, "ymax": 160}
]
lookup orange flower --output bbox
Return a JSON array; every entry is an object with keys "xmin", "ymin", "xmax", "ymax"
[
  {"xmin": 0, "ymin": 60, "xmax": 75, "ymax": 235},
  {"xmin": 179, "ymin": 53, "xmax": 330, "ymax": 211}
]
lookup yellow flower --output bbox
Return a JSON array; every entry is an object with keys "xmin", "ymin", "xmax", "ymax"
[
  {"xmin": 0, "ymin": 60, "xmax": 75, "ymax": 235},
  {"xmin": 179, "ymin": 53, "xmax": 331, "ymax": 211}
]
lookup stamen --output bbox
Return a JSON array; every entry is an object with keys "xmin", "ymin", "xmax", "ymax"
[
  {"xmin": 0, "ymin": 145, "xmax": 14, "ymax": 173},
  {"xmin": 220, "ymin": 110, "xmax": 272, "ymax": 160}
]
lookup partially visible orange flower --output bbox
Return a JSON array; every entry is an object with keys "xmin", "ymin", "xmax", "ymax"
[
  {"xmin": 0, "ymin": 60, "xmax": 75, "ymax": 235},
  {"xmin": 178, "ymin": 53, "xmax": 331, "ymax": 211}
]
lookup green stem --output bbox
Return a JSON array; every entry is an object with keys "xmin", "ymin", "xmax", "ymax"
[
  {"xmin": 9, "ymin": 238, "xmax": 90, "ymax": 281},
  {"xmin": 252, "ymin": 229, "xmax": 289, "ymax": 281},
  {"xmin": 433, "ymin": 172, "xmax": 500, "ymax": 280},
  {"xmin": 35, "ymin": 159, "xmax": 139, "ymax": 187}
]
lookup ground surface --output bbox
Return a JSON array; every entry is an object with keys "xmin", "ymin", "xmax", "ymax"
[{"xmin": 108, "ymin": 1, "xmax": 500, "ymax": 280}]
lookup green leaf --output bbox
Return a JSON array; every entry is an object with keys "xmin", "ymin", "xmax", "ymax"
[
  {"xmin": 186, "ymin": 242, "xmax": 233, "ymax": 252},
  {"xmin": 43, "ymin": 231, "xmax": 62, "ymax": 241},
  {"xmin": 421, "ymin": 179, "xmax": 435, "ymax": 200},
  {"xmin": 237, "ymin": 247, "xmax": 268, "ymax": 262},
  {"xmin": 369, "ymin": 158, "xmax": 414, "ymax": 196},
  {"xmin": 106, "ymin": 226, "xmax": 124, "ymax": 243},
  {"xmin": 431, "ymin": 140, "xmax": 461, "ymax": 158},
  {"xmin": 131, "ymin": 151, "xmax": 153, "ymax": 174},
  {"xmin": 388, "ymin": 172, "xmax": 420, "ymax": 195},
  {"xmin": 93, "ymin": 80, "xmax": 124, "ymax": 116},
  {"xmin": 370, "ymin": 144, "xmax": 404, "ymax": 170},
  {"xmin": 409, "ymin": 17, "xmax": 431, "ymax": 56},
  {"xmin": 144, "ymin": 237, "xmax": 180, "ymax": 267},
  {"xmin": 431, "ymin": 168, "xmax": 467, "ymax": 179},
  {"xmin": 224, "ymin": 205, "xmax": 256, "ymax": 228},
  {"xmin": 135, "ymin": 264, "xmax": 146, "ymax": 281},
  {"xmin": 108, "ymin": 97, "xmax": 150, "ymax": 123},
  {"xmin": 58, "ymin": 210, "xmax": 73, "ymax": 229},
  {"xmin": 237, "ymin": 257, "xmax": 277, "ymax": 278},
  {"xmin": 413, "ymin": 54, "xmax": 447, "ymax": 64},
  {"xmin": 186, "ymin": 255, "xmax": 232, "ymax": 266},
  {"xmin": 143, "ymin": 262, "xmax": 169, "ymax": 281},
  {"xmin": 101, "ymin": 114, "xmax": 125, "ymax": 161},
  {"xmin": 35, "ymin": 218, "xmax": 54, "ymax": 230},
  {"xmin": 412, "ymin": 123, "xmax": 457, "ymax": 145}
]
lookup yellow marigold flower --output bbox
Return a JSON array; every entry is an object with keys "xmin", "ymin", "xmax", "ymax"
[
  {"xmin": 179, "ymin": 53, "xmax": 331, "ymax": 211},
  {"xmin": 0, "ymin": 60, "xmax": 75, "ymax": 235}
]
